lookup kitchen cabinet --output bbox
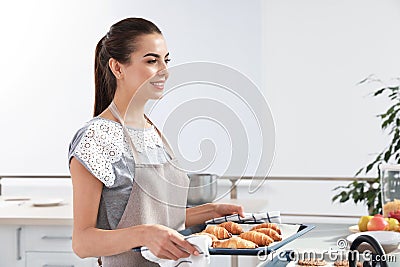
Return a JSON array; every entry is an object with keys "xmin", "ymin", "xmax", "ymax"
[
  {"xmin": 25, "ymin": 225, "xmax": 74, "ymax": 252},
  {"xmin": 0, "ymin": 225, "xmax": 97, "ymax": 267},
  {"xmin": 0, "ymin": 225, "xmax": 24, "ymax": 267},
  {"xmin": 24, "ymin": 225, "xmax": 96, "ymax": 267},
  {"xmin": 0, "ymin": 183, "xmax": 97, "ymax": 266},
  {"xmin": 26, "ymin": 252, "xmax": 94, "ymax": 267}
]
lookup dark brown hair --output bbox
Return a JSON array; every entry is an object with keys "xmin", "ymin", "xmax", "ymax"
[{"xmin": 93, "ymin": 18, "xmax": 162, "ymax": 116}]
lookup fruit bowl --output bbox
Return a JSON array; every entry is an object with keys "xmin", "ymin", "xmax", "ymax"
[
  {"xmin": 357, "ymin": 214, "xmax": 399, "ymax": 232},
  {"xmin": 346, "ymin": 231, "xmax": 400, "ymax": 253}
]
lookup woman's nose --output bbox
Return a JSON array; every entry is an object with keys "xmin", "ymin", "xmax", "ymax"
[{"xmin": 157, "ymin": 67, "xmax": 169, "ymax": 79}]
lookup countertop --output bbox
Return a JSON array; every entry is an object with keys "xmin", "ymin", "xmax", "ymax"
[
  {"xmin": 1, "ymin": 197, "xmax": 400, "ymax": 266},
  {"xmin": 0, "ymin": 197, "xmax": 73, "ymax": 225},
  {"xmin": 258, "ymin": 223, "xmax": 400, "ymax": 267}
]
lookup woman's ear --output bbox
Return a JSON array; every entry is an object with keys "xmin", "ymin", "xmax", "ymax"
[{"xmin": 108, "ymin": 58, "xmax": 123, "ymax": 79}]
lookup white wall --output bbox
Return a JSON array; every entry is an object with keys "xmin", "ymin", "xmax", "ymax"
[
  {"xmin": 1, "ymin": 0, "xmax": 399, "ymax": 178},
  {"xmin": 263, "ymin": 0, "xmax": 400, "ymax": 177},
  {"xmin": 0, "ymin": 0, "xmax": 263, "ymax": 174}
]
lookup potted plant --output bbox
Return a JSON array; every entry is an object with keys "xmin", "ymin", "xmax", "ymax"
[{"xmin": 332, "ymin": 75, "xmax": 400, "ymax": 215}]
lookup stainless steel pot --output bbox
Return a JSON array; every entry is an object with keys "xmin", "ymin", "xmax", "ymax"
[{"xmin": 187, "ymin": 173, "xmax": 218, "ymax": 205}]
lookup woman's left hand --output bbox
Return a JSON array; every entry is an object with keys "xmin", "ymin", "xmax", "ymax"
[
  {"xmin": 212, "ymin": 203, "xmax": 245, "ymax": 218},
  {"xmin": 185, "ymin": 202, "xmax": 245, "ymax": 227}
]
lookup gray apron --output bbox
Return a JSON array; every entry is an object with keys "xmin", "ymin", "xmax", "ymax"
[{"xmin": 101, "ymin": 103, "xmax": 189, "ymax": 267}]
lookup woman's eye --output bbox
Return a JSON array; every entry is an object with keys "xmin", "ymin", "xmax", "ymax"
[
  {"xmin": 147, "ymin": 59, "xmax": 157, "ymax": 64},
  {"xmin": 165, "ymin": 58, "xmax": 171, "ymax": 64}
]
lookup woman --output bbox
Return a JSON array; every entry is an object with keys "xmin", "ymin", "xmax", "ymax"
[{"xmin": 68, "ymin": 17, "xmax": 244, "ymax": 266}]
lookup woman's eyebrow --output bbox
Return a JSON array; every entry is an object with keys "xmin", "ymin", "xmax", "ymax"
[{"xmin": 143, "ymin": 52, "xmax": 170, "ymax": 58}]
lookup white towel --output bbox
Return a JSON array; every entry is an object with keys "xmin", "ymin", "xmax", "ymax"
[
  {"xmin": 141, "ymin": 235, "xmax": 212, "ymax": 267},
  {"xmin": 205, "ymin": 211, "xmax": 281, "ymax": 224}
]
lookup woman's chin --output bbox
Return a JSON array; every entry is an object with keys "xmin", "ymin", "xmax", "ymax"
[{"xmin": 148, "ymin": 93, "xmax": 164, "ymax": 100}]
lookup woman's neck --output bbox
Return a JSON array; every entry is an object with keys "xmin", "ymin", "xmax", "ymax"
[{"xmin": 104, "ymin": 93, "xmax": 150, "ymax": 129}]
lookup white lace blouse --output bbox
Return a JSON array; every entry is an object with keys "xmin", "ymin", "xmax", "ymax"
[{"xmin": 68, "ymin": 117, "xmax": 169, "ymax": 229}]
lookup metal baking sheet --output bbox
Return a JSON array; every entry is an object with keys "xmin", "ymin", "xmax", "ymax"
[
  {"xmin": 180, "ymin": 223, "xmax": 315, "ymax": 256},
  {"xmin": 132, "ymin": 223, "xmax": 315, "ymax": 256}
]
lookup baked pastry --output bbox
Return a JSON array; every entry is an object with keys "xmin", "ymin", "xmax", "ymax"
[
  {"xmin": 250, "ymin": 223, "xmax": 281, "ymax": 234},
  {"xmin": 239, "ymin": 231, "xmax": 274, "ymax": 246},
  {"xmin": 193, "ymin": 232, "xmax": 218, "ymax": 242},
  {"xmin": 218, "ymin": 221, "xmax": 244, "ymax": 234},
  {"xmin": 333, "ymin": 260, "xmax": 362, "ymax": 267},
  {"xmin": 297, "ymin": 259, "xmax": 327, "ymax": 266},
  {"xmin": 253, "ymin": 228, "xmax": 282, "ymax": 241},
  {"xmin": 203, "ymin": 225, "xmax": 232, "ymax": 239},
  {"xmin": 212, "ymin": 237, "xmax": 258, "ymax": 249}
]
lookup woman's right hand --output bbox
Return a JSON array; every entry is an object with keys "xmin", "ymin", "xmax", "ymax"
[{"xmin": 140, "ymin": 224, "xmax": 199, "ymax": 260}]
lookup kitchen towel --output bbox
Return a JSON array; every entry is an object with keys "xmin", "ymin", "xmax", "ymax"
[
  {"xmin": 205, "ymin": 211, "xmax": 281, "ymax": 224},
  {"xmin": 141, "ymin": 235, "xmax": 212, "ymax": 267}
]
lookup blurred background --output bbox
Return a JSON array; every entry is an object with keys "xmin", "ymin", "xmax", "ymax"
[{"xmin": 0, "ymin": 0, "xmax": 399, "ymax": 178}]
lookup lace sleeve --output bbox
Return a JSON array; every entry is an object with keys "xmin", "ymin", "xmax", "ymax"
[{"xmin": 70, "ymin": 120, "xmax": 124, "ymax": 187}]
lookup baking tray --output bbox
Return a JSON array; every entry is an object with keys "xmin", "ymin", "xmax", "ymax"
[
  {"xmin": 132, "ymin": 223, "xmax": 315, "ymax": 256},
  {"xmin": 178, "ymin": 223, "xmax": 315, "ymax": 256}
]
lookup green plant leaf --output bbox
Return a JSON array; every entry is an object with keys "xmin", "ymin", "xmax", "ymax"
[
  {"xmin": 355, "ymin": 167, "xmax": 364, "ymax": 176},
  {"xmin": 374, "ymin": 152, "xmax": 383, "ymax": 162},
  {"xmin": 377, "ymin": 113, "xmax": 387, "ymax": 119},
  {"xmin": 391, "ymin": 129, "xmax": 400, "ymax": 144},
  {"xmin": 353, "ymin": 191, "xmax": 360, "ymax": 201},
  {"xmin": 356, "ymin": 182, "xmax": 364, "ymax": 189},
  {"xmin": 396, "ymin": 129, "xmax": 400, "ymax": 138},
  {"xmin": 357, "ymin": 77, "xmax": 370, "ymax": 84},
  {"xmin": 366, "ymin": 190, "xmax": 376, "ymax": 202},
  {"xmin": 332, "ymin": 185, "xmax": 347, "ymax": 191},
  {"xmin": 366, "ymin": 162, "xmax": 377, "ymax": 173},
  {"xmin": 374, "ymin": 87, "xmax": 386, "ymax": 96},
  {"xmin": 382, "ymin": 113, "xmax": 396, "ymax": 130},
  {"xmin": 384, "ymin": 145, "xmax": 394, "ymax": 161},
  {"xmin": 381, "ymin": 103, "xmax": 400, "ymax": 121},
  {"xmin": 387, "ymin": 104, "xmax": 398, "ymax": 113},
  {"xmin": 340, "ymin": 191, "xmax": 350, "ymax": 202},
  {"xmin": 332, "ymin": 194, "xmax": 341, "ymax": 202}
]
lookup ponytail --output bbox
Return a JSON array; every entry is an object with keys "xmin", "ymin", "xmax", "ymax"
[{"xmin": 94, "ymin": 36, "xmax": 115, "ymax": 117}]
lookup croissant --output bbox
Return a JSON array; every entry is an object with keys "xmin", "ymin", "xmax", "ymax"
[
  {"xmin": 297, "ymin": 259, "xmax": 327, "ymax": 266},
  {"xmin": 218, "ymin": 221, "xmax": 244, "ymax": 234},
  {"xmin": 193, "ymin": 232, "xmax": 218, "ymax": 242},
  {"xmin": 250, "ymin": 223, "xmax": 281, "ymax": 234},
  {"xmin": 204, "ymin": 225, "xmax": 232, "ymax": 239},
  {"xmin": 333, "ymin": 260, "xmax": 362, "ymax": 267},
  {"xmin": 212, "ymin": 237, "xmax": 258, "ymax": 249},
  {"xmin": 239, "ymin": 231, "xmax": 274, "ymax": 246},
  {"xmin": 253, "ymin": 228, "xmax": 282, "ymax": 241}
]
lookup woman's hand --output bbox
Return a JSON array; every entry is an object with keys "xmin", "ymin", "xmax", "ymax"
[
  {"xmin": 185, "ymin": 203, "xmax": 245, "ymax": 227},
  {"xmin": 141, "ymin": 224, "xmax": 199, "ymax": 260},
  {"xmin": 212, "ymin": 203, "xmax": 245, "ymax": 218}
]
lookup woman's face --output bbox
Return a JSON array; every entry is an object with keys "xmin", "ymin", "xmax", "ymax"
[{"xmin": 120, "ymin": 33, "xmax": 170, "ymax": 102}]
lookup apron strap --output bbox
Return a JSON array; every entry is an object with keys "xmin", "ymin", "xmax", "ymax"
[
  {"xmin": 144, "ymin": 114, "xmax": 176, "ymax": 160},
  {"xmin": 109, "ymin": 102, "xmax": 141, "ymax": 161},
  {"xmin": 109, "ymin": 102, "xmax": 176, "ymax": 161}
]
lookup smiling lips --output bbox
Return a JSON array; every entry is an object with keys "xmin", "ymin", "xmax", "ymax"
[{"xmin": 150, "ymin": 81, "xmax": 165, "ymax": 90}]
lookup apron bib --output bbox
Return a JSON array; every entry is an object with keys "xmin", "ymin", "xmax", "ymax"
[{"xmin": 101, "ymin": 103, "xmax": 189, "ymax": 267}]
